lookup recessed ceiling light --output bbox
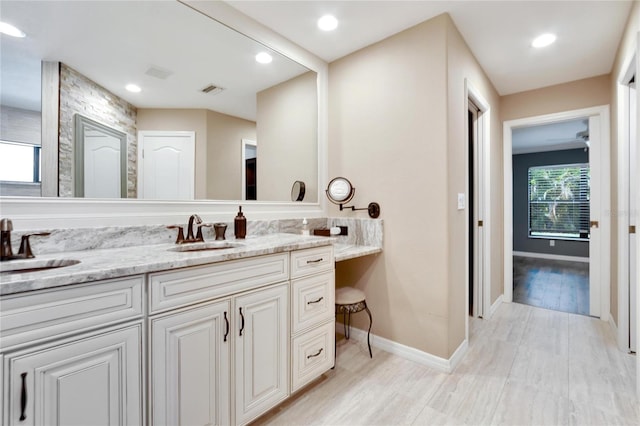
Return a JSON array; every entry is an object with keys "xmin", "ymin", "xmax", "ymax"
[
  {"xmin": 317, "ymin": 14, "xmax": 338, "ymax": 31},
  {"xmin": 532, "ymin": 33, "xmax": 556, "ymax": 48},
  {"xmin": 125, "ymin": 84, "xmax": 141, "ymax": 93},
  {"xmin": 255, "ymin": 52, "xmax": 273, "ymax": 64},
  {"xmin": 0, "ymin": 21, "xmax": 26, "ymax": 38}
]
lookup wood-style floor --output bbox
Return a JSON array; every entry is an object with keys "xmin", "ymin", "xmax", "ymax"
[
  {"xmin": 256, "ymin": 303, "xmax": 638, "ymax": 425},
  {"xmin": 513, "ymin": 256, "xmax": 589, "ymax": 316}
]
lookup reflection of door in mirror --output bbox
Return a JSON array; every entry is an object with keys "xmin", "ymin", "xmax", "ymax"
[
  {"xmin": 74, "ymin": 115, "xmax": 127, "ymax": 198},
  {"xmin": 138, "ymin": 131, "xmax": 195, "ymax": 200},
  {"xmin": 242, "ymin": 139, "xmax": 257, "ymax": 200}
]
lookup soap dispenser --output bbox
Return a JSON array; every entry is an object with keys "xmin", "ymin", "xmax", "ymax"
[
  {"xmin": 234, "ymin": 206, "xmax": 246, "ymax": 239},
  {"xmin": 301, "ymin": 218, "xmax": 310, "ymax": 236}
]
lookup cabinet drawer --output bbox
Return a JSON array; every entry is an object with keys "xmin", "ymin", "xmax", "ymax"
[
  {"xmin": 290, "ymin": 246, "xmax": 334, "ymax": 279},
  {"xmin": 291, "ymin": 321, "xmax": 334, "ymax": 392},
  {"xmin": 0, "ymin": 276, "xmax": 143, "ymax": 351},
  {"xmin": 291, "ymin": 271, "xmax": 335, "ymax": 334},
  {"xmin": 149, "ymin": 253, "xmax": 289, "ymax": 314}
]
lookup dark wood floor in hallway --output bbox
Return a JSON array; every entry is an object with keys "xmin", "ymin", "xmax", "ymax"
[{"xmin": 513, "ymin": 255, "xmax": 589, "ymax": 316}]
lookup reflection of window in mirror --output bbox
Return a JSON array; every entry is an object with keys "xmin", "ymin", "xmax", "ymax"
[
  {"xmin": 242, "ymin": 139, "xmax": 257, "ymax": 200},
  {"xmin": 0, "ymin": 141, "xmax": 42, "ymax": 196}
]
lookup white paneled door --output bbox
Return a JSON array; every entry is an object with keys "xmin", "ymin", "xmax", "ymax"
[{"xmin": 138, "ymin": 131, "xmax": 195, "ymax": 200}]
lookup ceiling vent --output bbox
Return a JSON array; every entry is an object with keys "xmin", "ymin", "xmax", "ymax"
[
  {"xmin": 201, "ymin": 84, "xmax": 225, "ymax": 95},
  {"xmin": 145, "ymin": 66, "xmax": 173, "ymax": 80}
]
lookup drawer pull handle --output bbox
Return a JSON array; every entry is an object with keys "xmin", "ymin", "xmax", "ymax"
[
  {"xmin": 307, "ymin": 297, "xmax": 324, "ymax": 305},
  {"xmin": 19, "ymin": 372, "xmax": 27, "ymax": 421},
  {"xmin": 306, "ymin": 258, "xmax": 323, "ymax": 264},
  {"xmin": 239, "ymin": 307, "xmax": 245, "ymax": 337},
  {"xmin": 307, "ymin": 348, "xmax": 323, "ymax": 359},
  {"xmin": 223, "ymin": 311, "xmax": 229, "ymax": 342}
]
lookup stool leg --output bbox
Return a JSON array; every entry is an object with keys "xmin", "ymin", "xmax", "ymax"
[
  {"xmin": 364, "ymin": 302, "xmax": 373, "ymax": 358},
  {"xmin": 343, "ymin": 311, "xmax": 349, "ymax": 340}
]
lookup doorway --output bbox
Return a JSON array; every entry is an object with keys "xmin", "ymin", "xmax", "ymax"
[
  {"xmin": 617, "ymin": 52, "xmax": 637, "ymax": 353},
  {"xmin": 241, "ymin": 138, "xmax": 257, "ymax": 201},
  {"xmin": 503, "ymin": 106, "xmax": 611, "ymax": 320},
  {"xmin": 511, "ymin": 118, "xmax": 591, "ymax": 315},
  {"xmin": 465, "ymin": 79, "xmax": 491, "ymax": 331}
]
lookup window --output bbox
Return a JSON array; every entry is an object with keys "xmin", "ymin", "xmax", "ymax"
[
  {"xmin": 0, "ymin": 141, "xmax": 41, "ymax": 183},
  {"xmin": 528, "ymin": 163, "xmax": 590, "ymax": 240}
]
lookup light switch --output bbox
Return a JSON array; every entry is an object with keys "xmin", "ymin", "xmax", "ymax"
[{"xmin": 457, "ymin": 193, "xmax": 465, "ymax": 210}]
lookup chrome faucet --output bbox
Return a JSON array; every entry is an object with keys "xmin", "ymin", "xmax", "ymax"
[{"xmin": 0, "ymin": 219, "xmax": 50, "ymax": 260}]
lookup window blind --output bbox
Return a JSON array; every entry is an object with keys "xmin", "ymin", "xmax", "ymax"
[{"xmin": 528, "ymin": 163, "xmax": 590, "ymax": 240}]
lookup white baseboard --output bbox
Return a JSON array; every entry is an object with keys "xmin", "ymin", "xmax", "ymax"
[
  {"xmin": 335, "ymin": 323, "xmax": 468, "ymax": 373},
  {"xmin": 513, "ymin": 251, "xmax": 589, "ymax": 263},
  {"xmin": 489, "ymin": 294, "xmax": 504, "ymax": 318}
]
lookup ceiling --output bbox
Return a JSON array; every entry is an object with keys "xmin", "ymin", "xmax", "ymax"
[
  {"xmin": 512, "ymin": 118, "xmax": 589, "ymax": 155},
  {"xmin": 226, "ymin": 0, "xmax": 632, "ymax": 95},
  {"xmin": 0, "ymin": 1, "xmax": 309, "ymax": 120}
]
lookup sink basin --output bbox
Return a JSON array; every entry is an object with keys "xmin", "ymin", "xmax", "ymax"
[
  {"xmin": 169, "ymin": 241, "xmax": 244, "ymax": 253},
  {"xmin": 0, "ymin": 258, "xmax": 81, "ymax": 274}
]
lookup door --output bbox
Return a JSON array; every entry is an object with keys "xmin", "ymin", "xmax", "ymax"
[
  {"xmin": 468, "ymin": 101, "xmax": 483, "ymax": 318},
  {"xmin": 6, "ymin": 325, "xmax": 142, "ymax": 426},
  {"xmin": 150, "ymin": 299, "xmax": 231, "ymax": 426},
  {"xmin": 629, "ymin": 78, "xmax": 637, "ymax": 352},
  {"xmin": 138, "ymin": 131, "xmax": 195, "ymax": 200},
  {"xmin": 83, "ymin": 130, "xmax": 123, "ymax": 198},
  {"xmin": 234, "ymin": 284, "xmax": 288, "ymax": 425}
]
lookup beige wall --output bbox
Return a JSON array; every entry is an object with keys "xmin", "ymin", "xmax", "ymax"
[
  {"xmin": 501, "ymin": 75, "xmax": 610, "ymax": 121},
  {"xmin": 609, "ymin": 0, "xmax": 640, "ymax": 327},
  {"xmin": 136, "ymin": 108, "xmax": 255, "ymax": 200},
  {"xmin": 329, "ymin": 13, "xmax": 500, "ymax": 359},
  {"xmin": 444, "ymin": 15, "xmax": 502, "ymax": 355},
  {"xmin": 257, "ymin": 71, "xmax": 318, "ymax": 202},
  {"xmin": 205, "ymin": 110, "xmax": 256, "ymax": 200},
  {"xmin": 137, "ymin": 109, "xmax": 208, "ymax": 199}
]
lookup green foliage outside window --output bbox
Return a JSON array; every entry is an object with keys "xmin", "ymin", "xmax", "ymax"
[{"xmin": 528, "ymin": 164, "xmax": 590, "ymax": 240}]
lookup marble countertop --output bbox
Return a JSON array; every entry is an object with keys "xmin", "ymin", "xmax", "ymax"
[
  {"xmin": 0, "ymin": 233, "xmax": 338, "ymax": 296},
  {"xmin": 333, "ymin": 243, "xmax": 382, "ymax": 262}
]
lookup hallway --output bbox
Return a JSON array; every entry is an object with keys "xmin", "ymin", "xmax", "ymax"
[{"xmin": 258, "ymin": 303, "xmax": 638, "ymax": 425}]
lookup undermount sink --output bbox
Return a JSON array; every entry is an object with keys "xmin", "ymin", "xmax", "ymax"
[
  {"xmin": 0, "ymin": 258, "xmax": 81, "ymax": 274},
  {"xmin": 169, "ymin": 241, "xmax": 244, "ymax": 253}
]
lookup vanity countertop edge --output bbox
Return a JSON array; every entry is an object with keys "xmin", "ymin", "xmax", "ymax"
[{"xmin": 0, "ymin": 233, "xmax": 338, "ymax": 296}]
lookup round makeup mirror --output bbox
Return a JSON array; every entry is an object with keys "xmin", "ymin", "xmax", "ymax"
[
  {"xmin": 290, "ymin": 180, "xmax": 306, "ymax": 202},
  {"xmin": 326, "ymin": 177, "xmax": 355, "ymax": 204}
]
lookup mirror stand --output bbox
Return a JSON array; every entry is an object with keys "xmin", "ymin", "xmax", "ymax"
[{"xmin": 326, "ymin": 177, "xmax": 381, "ymax": 218}]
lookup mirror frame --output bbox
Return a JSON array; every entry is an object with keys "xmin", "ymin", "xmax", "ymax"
[{"xmin": 1, "ymin": 0, "xmax": 328, "ymax": 229}]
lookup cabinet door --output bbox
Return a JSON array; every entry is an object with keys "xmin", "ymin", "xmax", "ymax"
[
  {"xmin": 150, "ymin": 300, "xmax": 231, "ymax": 426},
  {"xmin": 6, "ymin": 324, "xmax": 142, "ymax": 426},
  {"xmin": 234, "ymin": 284, "xmax": 288, "ymax": 425}
]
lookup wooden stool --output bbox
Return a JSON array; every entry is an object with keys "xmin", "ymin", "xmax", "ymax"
[{"xmin": 335, "ymin": 287, "xmax": 373, "ymax": 358}]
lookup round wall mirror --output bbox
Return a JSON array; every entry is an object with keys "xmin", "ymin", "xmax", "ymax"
[
  {"xmin": 326, "ymin": 177, "xmax": 355, "ymax": 204},
  {"xmin": 290, "ymin": 181, "xmax": 306, "ymax": 202}
]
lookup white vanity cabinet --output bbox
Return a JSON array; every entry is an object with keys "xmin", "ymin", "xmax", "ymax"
[
  {"xmin": 150, "ymin": 299, "xmax": 231, "ymax": 426},
  {"xmin": 1, "ymin": 242, "xmax": 336, "ymax": 426},
  {"xmin": 234, "ymin": 283, "xmax": 288, "ymax": 425},
  {"xmin": 290, "ymin": 246, "xmax": 335, "ymax": 392},
  {"xmin": 148, "ymin": 253, "xmax": 290, "ymax": 426},
  {"xmin": 4, "ymin": 324, "xmax": 142, "ymax": 426},
  {"xmin": 0, "ymin": 276, "xmax": 145, "ymax": 426}
]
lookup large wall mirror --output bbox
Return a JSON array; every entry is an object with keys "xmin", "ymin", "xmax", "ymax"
[{"xmin": 0, "ymin": 0, "xmax": 319, "ymax": 206}]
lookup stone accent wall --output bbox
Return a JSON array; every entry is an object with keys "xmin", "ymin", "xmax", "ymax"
[{"xmin": 58, "ymin": 64, "xmax": 137, "ymax": 197}]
